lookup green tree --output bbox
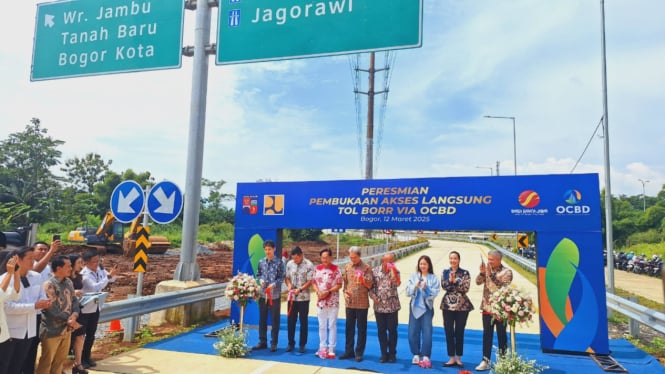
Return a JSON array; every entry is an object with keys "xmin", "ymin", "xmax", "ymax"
[
  {"xmin": 61, "ymin": 152, "xmax": 112, "ymax": 193},
  {"xmin": 0, "ymin": 118, "xmax": 64, "ymax": 225},
  {"xmin": 287, "ymin": 229, "xmax": 323, "ymax": 242},
  {"xmin": 0, "ymin": 202, "xmax": 34, "ymax": 228},
  {"xmin": 88, "ymin": 169, "xmax": 154, "ymax": 217},
  {"xmin": 200, "ymin": 178, "xmax": 235, "ymax": 225}
]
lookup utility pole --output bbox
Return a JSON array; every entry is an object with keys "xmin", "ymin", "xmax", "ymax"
[
  {"xmin": 638, "ymin": 179, "xmax": 650, "ymax": 212},
  {"xmin": 365, "ymin": 52, "xmax": 376, "ymax": 180},
  {"xmin": 355, "ymin": 52, "xmax": 388, "ymax": 238},
  {"xmin": 355, "ymin": 52, "xmax": 388, "ymax": 180}
]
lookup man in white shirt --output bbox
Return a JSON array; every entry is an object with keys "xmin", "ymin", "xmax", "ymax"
[
  {"xmin": 23, "ymin": 239, "xmax": 59, "ymax": 374},
  {"xmin": 0, "ymin": 246, "xmax": 51, "ymax": 374},
  {"xmin": 0, "ymin": 253, "xmax": 21, "ymax": 344},
  {"xmin": 79, "ymin": 250, "xmax": 117, "ymax": 369}
]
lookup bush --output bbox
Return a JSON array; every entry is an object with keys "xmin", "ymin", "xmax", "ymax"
[
  {"xmin": 213, "ymin": 326, "xmax": 250, "ymax": 358},
  {"xmin": 491, "ymin": 350, "xmax": 548, "ymax": 374},
  {"xmin": 628, "ymin": 229, "xmax": 664, "ymax": 245}
]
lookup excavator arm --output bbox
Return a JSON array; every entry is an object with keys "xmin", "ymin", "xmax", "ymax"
[{"xmin": 96, "ymin": 211, "xmax": 117, "ymax": 239}]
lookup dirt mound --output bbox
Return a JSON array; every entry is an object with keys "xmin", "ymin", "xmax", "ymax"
[{"xmin": 56, "ymin": 241, "xmax": 344, "ymax": 302}]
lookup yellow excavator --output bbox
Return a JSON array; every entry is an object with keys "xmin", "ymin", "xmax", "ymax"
[{"xmin": 68, "ymin": 211, "xmax": 171, "ymax": 256}]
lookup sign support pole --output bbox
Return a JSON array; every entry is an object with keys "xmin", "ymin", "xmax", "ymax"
[
  {"xmin": 336, "ymin": 233, "xmax": 340, "ymax": 261},
  {"xmin": 137, "ymin": 184, "xmax": 150, "ymax": 296},
  {"xmin": 175, "ymin": 0, "xmax": 213, "ymax": 281}
]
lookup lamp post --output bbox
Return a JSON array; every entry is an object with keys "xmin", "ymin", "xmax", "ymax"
[
  {"xmin": 476, "ymin": 166, "xmax": 494, "ymax": 176},
  {"xmin": 484, "ymin": 115, "xmax": 517, "ymax": 175},
  {"xmin": 638, "ymin": 179, "xmax": 650, "ymax": 212}
]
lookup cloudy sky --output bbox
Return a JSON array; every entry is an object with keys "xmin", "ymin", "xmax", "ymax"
[{"xmin": 2, "ymin": 0, "xmax": 664, "ymax": 201}]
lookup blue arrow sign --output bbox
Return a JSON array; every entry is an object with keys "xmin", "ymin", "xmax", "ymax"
[
  {"xmin": 110, "ymin": 180, "xmax": 144, "ymax": 223},
  {"xmin": 146, "ymin": 180, "xmax": 183, "ymax": 224}
]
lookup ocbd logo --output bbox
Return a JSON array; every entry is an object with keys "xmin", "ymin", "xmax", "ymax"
[{"xmin": 556, "ymin": 189, "xmax": 590, "ymax": 214}]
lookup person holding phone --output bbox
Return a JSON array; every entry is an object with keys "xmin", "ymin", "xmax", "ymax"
[
  {"xmin": 1, "ymin": 246, "xmax": 51, "ymax": 374},
  {"xmin": 0, "ymin": 254, "xmax": 21, "ymax": 344},
  {"xmin": 440, "ymin": 251, "xmax": 473, "ymax": 368},
  {"xmin": 406, "ymin": 255, "xmax": 440, "ymax": 368}
]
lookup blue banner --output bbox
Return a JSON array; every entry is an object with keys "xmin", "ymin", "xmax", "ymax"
[
  {"xmin": 233, "ymin": 174, "xmax": 609, "ymax": 354},
  {"xmin": 236, "ymin": 174, "xmax": 600, "ymax": 232}
]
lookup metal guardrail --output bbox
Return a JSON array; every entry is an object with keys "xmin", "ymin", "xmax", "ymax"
[
  {"xmin": 99, "ymin": 282, "xmax": 228, "ymax": 323},
  {"xmin": 487, "ymin": 242, "xmax": 665, "ymax": 336},
  {"xmin": 99, "ymin": 241, "xmax": 430, "ymax": 323},
  {"xmin": 606, "ymin": 293, "xmax": 665, "ymax": 334}
]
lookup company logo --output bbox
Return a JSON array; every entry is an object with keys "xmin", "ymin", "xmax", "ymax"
[
  {"xmin": 564, "ymin": 189, "xmax": 582, "ymax": 204},
  {"xmin": 264, "ymin": 195, "xmax": 285, "ymax": 215},
  {"xmin": 518, "ymin": 190, "xmax": 541, "ymax": 208},
  {"xmin": 242, "ymin": 196, "xmax": 259, "ymax": 215},
  {"xmin": 556, "ymin": 189, "xmax": 590, "ymax": 215},
  {"xmin": 511, "ymin": 190, "xmax": 548, "ymax": 215}
]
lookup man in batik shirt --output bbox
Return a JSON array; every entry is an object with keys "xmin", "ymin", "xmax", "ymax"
[
  {"xmin": 253, "ymin": 240, "xmax": 285, "ymax": 352},
  {"xmin": 340, "ymin": 246, "xmax": 374, "ymax": 362},
  {"xmin": 311, "ymin": 248, "xmax": 342, "ymax": 359},
  {"xmin": 369, "ymin": 253, "xmax": 401, "ymax": 363},
  {"xmin": 284, "ymin": 246, "xmax": 314, "ymax": 353}
]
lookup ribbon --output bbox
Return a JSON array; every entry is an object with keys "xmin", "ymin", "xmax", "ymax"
[
  {"xmin": 266, "ymin": 286, "xmax": 273, "ymax": 306},
  {"xmin": 287, "ymin": 289, "xmax": 298, "ymax": 316}
]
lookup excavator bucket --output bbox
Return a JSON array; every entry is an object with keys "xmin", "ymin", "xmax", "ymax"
[
  {"xmin": 123, "ymin": 236, "xmax": 171, "ymax": 257},
  {"xmin": 148, "ymin": 236, "xmax": 171, "ymax": 254}
]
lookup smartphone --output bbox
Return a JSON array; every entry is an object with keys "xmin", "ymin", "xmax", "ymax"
[{"xmin": 52, "ymin": 234, "xmax": 61, "ymax": 241}]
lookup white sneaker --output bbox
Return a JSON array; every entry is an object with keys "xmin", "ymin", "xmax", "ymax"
[
  {"xmin": 475, "ymin": 360, "xmax": 491, "ymax": 371},
  {"xmin": 412, "ymin": 355, "xmax": 420, "ymax": 364}
]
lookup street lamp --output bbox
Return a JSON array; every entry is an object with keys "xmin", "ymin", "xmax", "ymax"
[
  {"xmin": 476, "ymin": 166, "xmax": 493, "ymax": 176},
  {"xmin": 638, "ymin": 179, "xmax": 650, "ymax": 212},
  {"xmin": 484, "ymin": 115, "xmax": 517, "ymax": 175}
]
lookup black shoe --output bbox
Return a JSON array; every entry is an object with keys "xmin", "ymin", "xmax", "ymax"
[
  {"xmin": 339, "ymin": 352, "xmax": 355, "ymax": 360},
  {"xmin": 270, "ymin": 345, "xmax": 277, "ymax": 352},
  {"xmin": 285, "ymin": 344, "xmax": 294, "ymax": 352},
  {"xmin": 83, "ymin": 359, "xmax": 96, "ymax": 368},
  {"xmin": 72, "ymin": 364, "xmax": 89, "ymax": 374},
  {"xmin": 388, "ymin": 354, "xmax": 397, "ymax": 363},
  {"xmin": 299, "ymin": 346, "xmax": 306, "ymax": 353},
  {"xmin": 355, "ymin": 355, "xmax": 364, "ymax": 362},
  {"xmin": 379, "ymin": 355, "xmax": 388, "ymax": 363},
  {"xmin": 443, "ymin": 361, "xmax": 457, "ymax": 367},
  {"xmin": 252, "ymin": 343, "xmax": 267, "ymax": 350}
]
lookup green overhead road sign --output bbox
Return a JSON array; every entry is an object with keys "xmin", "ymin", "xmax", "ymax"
[
  {"xmin": 217, "ymin": 0, "xmax": 423, "ymax": 65},
  {"xmin": 31, "ymin": 0, "xmax": 185, "ymax": 81}
]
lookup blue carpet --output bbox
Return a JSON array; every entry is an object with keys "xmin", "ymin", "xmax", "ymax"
[{"xmin": 145, "ymin": 315, "xmax": 664, "ymax": 373}]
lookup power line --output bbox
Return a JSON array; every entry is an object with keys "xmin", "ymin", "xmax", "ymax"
[
  {"xmin": 375, "ymin": 51, "xmax": 396, "ymax": 176},
  {"xmin": 348, "ymin": 54, "xmax": 363, "ymax": 177},
  {"xmin": 570, "ymin": 116, "xmax": 604, "ymax": 173}
]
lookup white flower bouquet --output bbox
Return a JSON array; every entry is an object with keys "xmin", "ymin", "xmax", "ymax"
[
  {"xmin": 489, "ymin": 286, "xmax": 534, "ymax": 327},
  {"xmin": 224, "ymin": 272, "xmax": 260, "ymax": 308},
  {"xmin": 215, "ymin": 272, "xmax": 260, "ymax": 358}
]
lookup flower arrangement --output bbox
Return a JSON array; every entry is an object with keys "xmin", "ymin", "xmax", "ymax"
[
  {"xmin": 489, "ymin": 285, "xmax": 534, "ymax": 327},
  {"xmin": 215, "ymin": 272, "xmax": 259, "ymax": 358},
  {"xmin": 491, "ymin": 349, "xmax": 548, "ymax": 374},
  {"xmin": 224, "ymin": 272, "xmax": 260, "ymax": 308},
  {"xmin": 213, "ymin": 325, "xmax": 251, "ymax": 358}
]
